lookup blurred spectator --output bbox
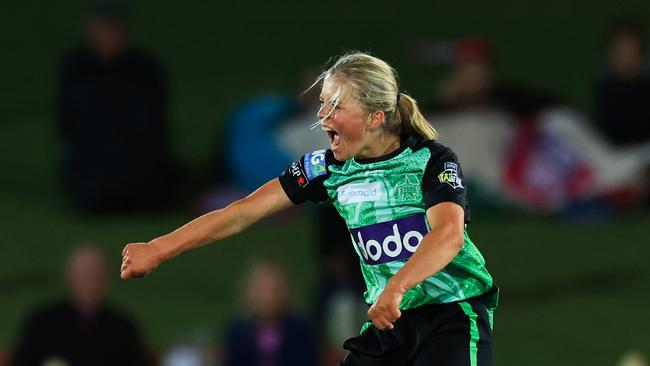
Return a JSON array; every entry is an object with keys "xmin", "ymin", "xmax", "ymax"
[
  {"xmin": 222, "ymin": 260, "xmax": 318, "ymax": 366},
  {"xmin": 57, "ymin": 1, "xmax": 180, "ymax": 213},
  {"xmin": 197, "ymin": 66, "xmax": 327, "ymax": 212},
  {"xmin": 10, "ymin": 245, "xmax": 148, "ymax": 366},
  {"xmin": 221, "ymin": 66, "xmax": 327, "ymax": 192},
  {"xmin": 427, "ymin": 37, "xmax": 558, "ymax": 208},
  {"xmin": 437, "ymin": 37, "xmax": 495, "ymax": 110},
  {"xmin": 594, "ymin": 18, "xmax": 650, "ymax": 147},
  {"xmin": 427, "ymin": 37, "xmax": 650, "ymax": 214},
  {"xmin": 434, "ymin": 37, "xmax": 558, "ymax": 115}
]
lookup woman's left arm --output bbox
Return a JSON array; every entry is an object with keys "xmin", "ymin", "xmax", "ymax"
[{"xmin": 368, "ymin": 202, "xmax": 465, "ymax": 330}]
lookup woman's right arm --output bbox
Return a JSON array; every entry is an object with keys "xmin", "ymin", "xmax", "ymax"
[{"xmin": 120, "ymin": 178, "xmax": 293, "ymax": 279}]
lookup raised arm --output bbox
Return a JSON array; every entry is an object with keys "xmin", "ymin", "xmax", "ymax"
[{"xmin": 120, "ymin": 178, "xmax": 293, "ymax": 279}]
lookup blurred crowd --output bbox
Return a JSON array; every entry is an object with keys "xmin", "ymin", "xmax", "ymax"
[
  {"xmin": 4, "ymin": 0, "xmax": 650, "ymax": 364},
  {"xmin": 53, "ymin": 5, "xmax": 650, "ymax": 218},
  {"xmin": 425, "ymin": 24, "xmax": 650, "ymax": 217}
]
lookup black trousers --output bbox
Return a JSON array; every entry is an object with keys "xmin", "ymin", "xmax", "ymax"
[{"xmin": 340, "ymin": 292, "xmax": 495, "ymax": 366}]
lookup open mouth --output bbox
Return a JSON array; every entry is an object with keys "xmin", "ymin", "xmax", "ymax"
[{"xmin": 322, "ymin": 126, "xmax": 341, "ymax": 149}]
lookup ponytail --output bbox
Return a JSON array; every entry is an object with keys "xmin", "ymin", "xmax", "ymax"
[{"xmin": 394, "ymin": 93, "xmax": 438, "ymax": 140}]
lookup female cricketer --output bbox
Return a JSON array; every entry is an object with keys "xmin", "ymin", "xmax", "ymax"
[{"xmin": 121, "ymin": 52, "xmax": 498, "ymax": 366}]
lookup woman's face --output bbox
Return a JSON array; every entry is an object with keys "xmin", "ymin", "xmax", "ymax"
[{"xmin": 318, "ymin": 78, "xmax": 370, "ymax": 161}]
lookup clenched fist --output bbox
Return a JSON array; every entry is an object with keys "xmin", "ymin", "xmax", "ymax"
[
  {"xmin": 368, "ymin": 284, "xmax": 404, "ymax": 330},
  {"xmin": 120, "ymin": 242, "xmax": 163, "ymax": 279}
]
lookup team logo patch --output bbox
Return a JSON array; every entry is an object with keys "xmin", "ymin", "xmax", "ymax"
[
  {"xmin": 290, "ymin": 161, "xmax": 309, "ymax": 187},
  {"xmin": 438, "ymin": 162, "xmax": 464, "ymax": 189},
  {"xmin": 350, "ymin": 214, "xmax": 428, "ymax": 265},
  {"xmin": 337, "ymin": 182, "xmax": 385, "ymax": 205},
  {"xmin": 395, "ymin": 175, "xmax": 419, "ymax": 201},
  {"xmin": 304, "ymin": 149, "xmax": 327, "ymax": 180}
]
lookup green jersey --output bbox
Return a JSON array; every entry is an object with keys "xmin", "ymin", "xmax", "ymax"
[{"xmin": 279, "ymin": 136, "xmax": 494, "ymax": 310}]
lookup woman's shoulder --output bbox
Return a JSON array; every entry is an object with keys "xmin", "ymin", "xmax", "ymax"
[{"xmin": 411, "ymin": 137, "xmax": 459, "ymax": 159}]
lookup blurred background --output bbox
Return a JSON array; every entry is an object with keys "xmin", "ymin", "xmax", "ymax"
[{"xmin": 2, "ymin": 0, "xmax": 650, "ymax": 365}]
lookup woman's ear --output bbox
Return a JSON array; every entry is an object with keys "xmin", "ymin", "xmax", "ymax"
[{"xmin": 367, "ymin": 110, "xmax": 385, "ymax": 129}]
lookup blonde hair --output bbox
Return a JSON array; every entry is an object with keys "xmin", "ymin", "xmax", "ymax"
[{"xmin": 309, "ymin": 52, "xmax": 437, "ymax": 140}]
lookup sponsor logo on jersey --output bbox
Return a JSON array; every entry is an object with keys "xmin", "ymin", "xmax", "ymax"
[
  {"xmin": 350, "ymin": 215, "xmax": 428, "ymax": 265},
  {"xmin": 438, "ymin": 162, "xmax": 464, "ymax": 189},
  {"xmin": 304, "ymin": 149, "xmax": 327, "ymax": 180},
  {"xmin": 290, "ymin": 161, "xmax": 308, "ymax": 187},
  {"xmin": 337, "ymin": 182, "xmax": 385, "ymax": 205}
]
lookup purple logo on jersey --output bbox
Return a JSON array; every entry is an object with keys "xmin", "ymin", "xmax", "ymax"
[{"xmin": 350, "ymin": 215, "xmax": 429, "ymax": 265}]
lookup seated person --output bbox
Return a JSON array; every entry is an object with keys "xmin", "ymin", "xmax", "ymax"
[
  {"xmin": 222, "ymin": 260, "xmax": 318, "ymax": 366},
  {"xmin": 594, "ymin": 18, "xmax": 650, "ymax": 147},
  {"xmin": 57, "ymin": 4, "xmax": 179, "ymax": 212},
  {"xmin": 11, "ymin": 245, "xmax": 148, "ymax": 366}
]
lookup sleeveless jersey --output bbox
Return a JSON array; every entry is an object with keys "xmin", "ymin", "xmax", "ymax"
[{"xmin": 279, "ymin": 136, "xmax": 494, "ymax": 309}]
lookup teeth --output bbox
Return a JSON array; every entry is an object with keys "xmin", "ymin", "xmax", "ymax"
[{"xmin": 321, "ymin": 126, "xmax": 333, "ymax": 132}]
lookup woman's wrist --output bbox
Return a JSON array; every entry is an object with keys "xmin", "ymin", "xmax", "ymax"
[
  {"xmin": 385, "ymin": 277, "xmax": 409, "ymax": 295},
  {"xmin": 148, "ymin": 236, "xmax": 176, "ymax": 262}
]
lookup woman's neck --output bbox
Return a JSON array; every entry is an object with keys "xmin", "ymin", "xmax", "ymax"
[{"xmin": 356, "ymin": 133, "xmax": 401, "ymax": 159}]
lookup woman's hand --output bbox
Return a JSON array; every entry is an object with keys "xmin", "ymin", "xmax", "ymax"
[
  {"xmin": 368, "ymin": 282, "xmax": 404, "ymax": 330},
  {"xmin": 120, "ymin": 242, "xmax": 164, "ymax": 280}
]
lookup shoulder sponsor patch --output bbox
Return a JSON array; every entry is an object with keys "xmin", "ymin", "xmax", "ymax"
[
  {"xmin": 289, "ymin": 161, "xmax": 309, "ymax": 187},
  {"xmin": 337, "ymin": 182, "xmax": 385, "ymax": 205},
  {"xmin": 438, "ymin": 162, "xmax": 464, "ymax": 189},
  {"xmin": 304, "ymin": 149, "xmax": 328, "ymax": 180}
]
